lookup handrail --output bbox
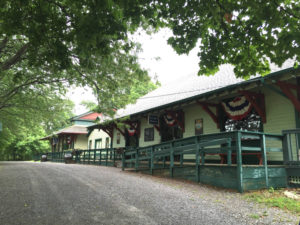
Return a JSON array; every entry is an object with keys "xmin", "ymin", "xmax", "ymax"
[{"xmin": 282, "ymin": 128, "xmax": 300, "ymax": 134}]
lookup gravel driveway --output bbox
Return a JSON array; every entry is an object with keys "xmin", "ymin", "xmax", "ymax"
[{"xmin": 0, "ymin": 162, "xmax": 297, "ymax": 225}]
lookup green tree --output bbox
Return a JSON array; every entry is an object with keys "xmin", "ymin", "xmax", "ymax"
[
  {"xmin": 0, "ymin": 90, "xmax": 74, "ymax": 160},
  {"xmin": 0, "ymin": 1, "xmax": 157, "ymax": 113},
  {"xmin": 154, "ymin": 0, "xmax": 300, "ymax": 77},
  {"xmin": 1, "ymin": 1, "xmax": 299, "ymax": 87}
]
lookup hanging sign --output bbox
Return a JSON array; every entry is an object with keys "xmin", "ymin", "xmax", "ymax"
[
  {"xmin": 195, "ymin": 119, "xmax": 203, "ymax": 135},
  {"xmin": 222, "ymin": 96, "xmax": 253, "ymax": 121},
  {"xmin": 148, "ymin": 115, "xmax": 159, "ymax": 125}
]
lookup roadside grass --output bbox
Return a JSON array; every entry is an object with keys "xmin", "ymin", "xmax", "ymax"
[{"xmin": 245, "ymin": 188, "xmax": 300, "ymax": 216}]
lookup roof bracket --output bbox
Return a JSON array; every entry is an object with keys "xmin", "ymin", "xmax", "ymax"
[
  {"xmin": 276, "ymin": 80, "xmax": 300, "ymax": 113},
  {"xmin": 197, "ymin": 101, "xmax": 219, "ymax": 128}
]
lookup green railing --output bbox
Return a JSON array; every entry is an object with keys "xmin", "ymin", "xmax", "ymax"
[
  {"xmin": 33, "ymin": 130, "xmax": 284, "ymax": 192},
  {"xmin": 34, "ymin": 148, "xmax": 122, "ymax": 167},
  {"xmin": 74, "ymin": 148, "xmax": 122, "ymax": 166},
  {"xmin": 122, "ymin": 130, "xmax": 284, "ymax": 192}
]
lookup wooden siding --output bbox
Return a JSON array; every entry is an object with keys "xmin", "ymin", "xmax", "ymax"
[
  {"xmin": 88, "ymin": 129, "xmax": 110, "ymax": 149},
  {"xmin": 263, "ymin": 87, "xmax": 296, "ymax": 161},
  {"xmin": 113, "ymin": 126, "xmax": 125, "ymax": 148},
  {"xmin": 74, "ymin": 134, "xmax": 88, "ymax": 150},
  {"xmin": 139, "ymin": 117, "xmax": 160, "ymax": 147},
  {"xmin": 183, "ymin": 103, "xmax": 220, "ymax": 160},
  {"xmin": 242, "ymin": 166, "xmax": 287, "ymax": 190},
  {"xmin": 183, "ymin": 103, "xmax": 219, "ymax": 138}
]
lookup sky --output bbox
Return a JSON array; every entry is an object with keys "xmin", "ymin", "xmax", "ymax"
[{"xmin": 67, "ymin": 28, "xmax": 200, "ymax": 115}]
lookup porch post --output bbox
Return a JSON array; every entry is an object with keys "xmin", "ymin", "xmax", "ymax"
[
  {"xmin": 135, "ymin": 148, "xmax": 139, "ymax": 171},
  {"xmin": 150, "ymin": 146, "xmax": 154, "ymax": 175},
  {"xmin": 170, "ymin": 143, "xmax": 174, "ymax": 178},
  {"xmin": 260, "ymin": 134, "xmax": 269, "ymax": 188},
  {"xmin": 195, "ymin": 137, "xmax": 200, "ymax": 182},
  {"xmin": 94, "ymin": 149, "xmax": 96, "ymax": 164},
  {"xmin": 99, "ymin": 149, "xmax": 102, "ymax": 165},
  {"xmin": 106, "ymin": 148, "xmax": 108, "ymax": 166},
  {"xmin": 122, "ymin": 149, "xmax": 125, "ymax": 171},
  {"xmin": 236, "ymin": 131, "xmax": 243, "ymax": 193},
  {"xmin": 113, "ymin": 149, "xmax": 116, "ymax": 166}
]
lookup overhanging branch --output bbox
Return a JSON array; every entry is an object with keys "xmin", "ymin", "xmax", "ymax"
[{"xmin": 1, "ymin": 43, "xmax": 29, "ymax": 71}]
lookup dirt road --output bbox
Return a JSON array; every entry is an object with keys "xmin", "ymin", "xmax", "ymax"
[{"xmin": 0, "ymin": 162, "xmax": 297, "ymax": 225}]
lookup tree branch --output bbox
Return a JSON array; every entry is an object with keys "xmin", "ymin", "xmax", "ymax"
[
  {"xmin": 74, "ymin": 66, "xmax": 100, "ymax": 96},
  {"xmin": 0, "ymin": 77, "xmax": 67, "ymax": 111},
  {"xmin": 1, "ymin": 43, "xmax": 29, "ymax": 71}
]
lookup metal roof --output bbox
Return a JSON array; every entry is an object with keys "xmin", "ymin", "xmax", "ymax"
[
  {"xmin": 41, "ymin": 125, "xmax": 88, "ymax": 140},
  {"xmin": 114, "ymin": 61, "xmax": 297, "ymax": 119}
]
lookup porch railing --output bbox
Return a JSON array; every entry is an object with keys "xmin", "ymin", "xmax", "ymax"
[
  {"xmin": 35, "ymin": 148, "xmax": 122, "ymax": 167},
  {"xmin": 74, "ymin": 148, "xmax": 122, "ymax": 166},
  {"xmin": 33, "ymin": 130, "xmax": 285, "ymax": 192},
  {"xmin": 122, "ymin": 130, "xmax": 284, "ymax": 192}
]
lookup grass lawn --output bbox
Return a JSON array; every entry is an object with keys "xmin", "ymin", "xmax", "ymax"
[{"xmin": 245, "ymin": 188, "xmax": 300, "ymax": 216}]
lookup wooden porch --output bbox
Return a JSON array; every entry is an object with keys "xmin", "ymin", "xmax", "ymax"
[
  {"xmin": 121, "ymin": 130, "xmax": 300, "ymax": 192},
  {"xmin": 35, "ymin": 129, "xmax": 300, "ymax": 193}
]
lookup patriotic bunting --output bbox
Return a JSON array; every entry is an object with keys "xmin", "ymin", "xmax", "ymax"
[
  {"xmin": 222, "ymin": 96, "xmax": 253, "ymax": 121},
  {"xmin": 127, "ymin": 122, "xmax": 139, "ymax": 136},
  {"xmin": 164, "ymin": 114, "xmax": 176, "ymax": 126}
]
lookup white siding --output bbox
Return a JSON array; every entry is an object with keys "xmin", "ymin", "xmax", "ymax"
[
  {"xmin": 74, "ymin": 134, "xmax": 88, "ymax": 150},
  {"xmin": 88, "ymin": 129, "xmax": 111, "ymax": 149}
]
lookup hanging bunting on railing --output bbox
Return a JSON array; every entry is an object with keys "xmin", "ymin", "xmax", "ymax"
[
  {"xmin": 164, "ymin": 113, "xmax": 176, "ymax": 126},
  {"xmin": 222, "ymin": 96, "xmax": 253, "ymax": 120}
]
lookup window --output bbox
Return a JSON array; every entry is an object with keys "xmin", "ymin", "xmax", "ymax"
[
  {"xmin": 88, "ymin": 140, "xmax": 92, "ymax": 149},
  {"xmin": 223, "ymin": 108, "xmax": 263, "ymax": 132},
  {"xmin": 95, "ymin": 139, "xmax": 102, "ymax": 149},
  {"xmin": 144, "ymin": 127, "xmax": 154, "ymax": 142},
  {"xmin": 160, "ymin": 118, "xmax": 183, "ymax": 142}
]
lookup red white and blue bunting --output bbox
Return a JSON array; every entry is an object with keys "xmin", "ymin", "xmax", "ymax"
[
  {"xmin": 222, "ymin": 96, "xmax": 253, "ymax": 121},
  {"xmin": 163, "ymin": 111, "xmax": 185, "ymax": 131},
  {"xmin": 164, "ymin": 114, "xmax": 176, "ymax": 126},
  {"xmin": 127, "ymin": 122, "xmax": 139, "ymax": 136}
]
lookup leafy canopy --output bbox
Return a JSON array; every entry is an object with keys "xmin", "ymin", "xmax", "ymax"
[
  {"xmin": 154, "ymin": 0, "xmax": 300, "ymax": 77},
  {"xmin": 0, "ymin": 89, "xmax": 74, "ymax": 160}
]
